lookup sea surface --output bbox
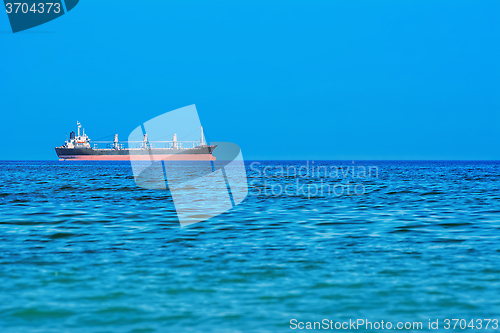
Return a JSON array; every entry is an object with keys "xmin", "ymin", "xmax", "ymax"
[{"xmin": 1, "ymin": 161, "xmax": 500, "ymax": 332}]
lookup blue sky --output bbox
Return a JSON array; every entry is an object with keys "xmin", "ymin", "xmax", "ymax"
[{"xmin": 0, "ymin": 0, "xmax": 499, "ymax": 160}]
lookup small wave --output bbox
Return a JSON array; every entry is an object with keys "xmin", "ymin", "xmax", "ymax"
[
  {"xmin": 11, "ymin": 308, "xmax": 75, "ymax": 319},
  {"xmin": 432, "ymin": 238, "xmax": 466, "ymax": 243},
  {"xmin": 390, "ymin": 228, "xmax": 414, "ymax": 233},
  {"xmin": 11, "ymin": 199, "xmax": 30, "ymax": 203},
  {"xmin": 421, "ymin": 191, "xmax": 444, "ymax": 196},
  {"xmin": 386, "ymin": 190, "xmax": 413, "ymax": 195},
  {"xmin": 48, "ymin": 232, "xmax": 76, "ymax": 239},
  {"xmin": 439, "ymin": 222, "xmax": 471, "ymax": 227}
]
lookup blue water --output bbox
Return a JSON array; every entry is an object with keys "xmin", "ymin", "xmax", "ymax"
[{"xmin": 1, "ymin": 161, "xmax": 500, "ymax": 332}]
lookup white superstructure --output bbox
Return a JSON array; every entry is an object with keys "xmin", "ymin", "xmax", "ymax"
[{"xmin": 63, "ymin": 121, "xmax": 91, "ymax": 149}]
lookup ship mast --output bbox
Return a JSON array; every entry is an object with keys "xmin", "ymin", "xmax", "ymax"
[
  {"xmin": 200, "ymin": 126, "xmax": 205, "ymax": 146},
  {"xmin": 143, "ymin": 133, "xmax": 148, "ymax": 149},
  {"xmin": 173, "ymin": 133, "xmax": 177, "ymax": 149}
]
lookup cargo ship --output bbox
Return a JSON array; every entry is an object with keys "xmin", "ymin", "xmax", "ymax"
[{"xmin": 55, "ymin": 122, "xmax": 217, "ymax": 161}]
